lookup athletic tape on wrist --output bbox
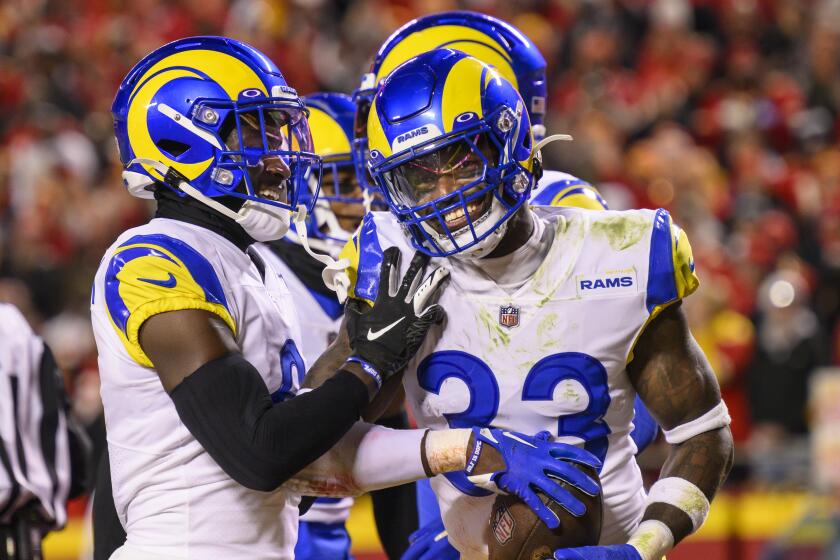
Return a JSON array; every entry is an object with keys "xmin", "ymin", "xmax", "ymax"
[
  {"xmin": 424, "ymin": 429, "xmax": 472, "ymax": 475},
  {"xmin": 343, "ymin": 356, "xmax": 382, "ymax": 389},
  {"xmin": 662, "ymin": 401, "xmax": 730, "ymax": 445},
  {"xmin": 646, "ymin": 477, "xmax": 710, "ymax": 533},
  {"xmin": 628, "ymin": 520, "xmax": 674, "ymax": 560}
]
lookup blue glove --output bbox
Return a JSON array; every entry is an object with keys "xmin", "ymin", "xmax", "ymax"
[
  {"xmin": 554, "ymin": 544, "xmax": 642, "ymax": 559},
  {"xmin": 470, "ymin": 428, "xmax": 601, "ymax": 529},
  {"xmin": 401, "ymin": 518, "xmax": 459, "ymax": 560}
]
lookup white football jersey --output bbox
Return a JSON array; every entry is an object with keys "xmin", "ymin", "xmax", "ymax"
[
  {"xmin": 259, "ymin": 240, "xmax": 354, "ymax": 525},
  {"xmin": 91, "ymin": 218, "xmax": 306, "ymax": 560},
  {"xmin": 260, "ymin": 241, "xmax": 343, "ymax": 368},
  {"xmin": 339, "ymin": 206, "xmax": 698, "ymax": 559}
]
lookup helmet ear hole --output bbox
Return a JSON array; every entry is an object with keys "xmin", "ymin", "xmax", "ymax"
[{"xmin": 157, "ymin": 139, "xmax": 190, "ymax": 158}]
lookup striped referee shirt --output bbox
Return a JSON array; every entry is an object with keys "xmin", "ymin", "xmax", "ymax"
[{"xmin": 0, "ymin": 303, "xmax": 72, "ymax": 528}]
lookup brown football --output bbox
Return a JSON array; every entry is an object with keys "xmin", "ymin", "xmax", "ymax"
[{"xmin": 488, "ymin": 463, "xmax": 602, "ymax": 560}]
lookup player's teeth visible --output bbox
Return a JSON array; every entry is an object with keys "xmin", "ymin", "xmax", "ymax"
[{"xmin": 445, "ymin": 208, "xmax": 465, "ymax": 223}]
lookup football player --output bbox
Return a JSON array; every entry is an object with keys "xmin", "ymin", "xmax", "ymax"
[
  {"xmin": 347, "ymin": 12, "xmax": 661, "ymax": 558},
  {"xmin": 92, "ymin": 37, "xmax": 603, "ymax": 559},
  {"xmin": 331, "ymin": 49, "xmax": 734, "ymax": 560},
  {"xmin": 352, "ymin": 11, "xmax": 660, "ymax": 453},
  {"xmin": 260, "ymin": 92, "xmax": 416, "ymax": 559}
]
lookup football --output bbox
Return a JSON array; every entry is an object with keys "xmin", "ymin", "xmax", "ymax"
[{"xmin": 488, "ymin": 463, "xmax": 603, "ymax": 560}]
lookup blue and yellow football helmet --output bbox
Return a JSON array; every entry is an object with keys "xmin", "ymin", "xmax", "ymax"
[
  {"xmin": 368, "ymin": 49, "xmax": 538, "ymax": 258},
  {"xmin": 353, "ymin": 11, "xmax": 547, "ymax": 192},
  {"xmin": 112, "ymin": 36, "xmax": 319, "ymax": 240},
  {"xmin": 301, "ymin": 92, "xmax": 368, "ymax": 243},
  {"xmin": 304, "ymin": 92, "xmax": 358, "ymax": 205},
  {"xmin": 530, "ymin": 171, "xmax": 609, "ymax": 210}
]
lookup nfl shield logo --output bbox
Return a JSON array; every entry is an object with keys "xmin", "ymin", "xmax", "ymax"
[
  {"xmin": 491, "ymin": 502, "xmax": 515, "ymax": 545},
  {"xmin": 499, "ymin": 305, "xmax": 520, "ymax": 329}
]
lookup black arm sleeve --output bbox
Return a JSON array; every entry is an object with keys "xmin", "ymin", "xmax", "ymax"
[
  {"xmin": 371, "ymin": 412, "xmax": 418, "ymax": 559},
  {"xmin": 169, "ymin": 353, "xmax": 369, "ymax": 492}
]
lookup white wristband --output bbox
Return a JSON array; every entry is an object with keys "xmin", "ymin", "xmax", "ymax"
[
  {"xmin": 662, "ymin": 401, "xmax": 730, "ymax": 445},
  {"xmin": 628, "ymin": 520, "xmax": 674, "ymax": 560},
  {"xmin": 646, "ymin": 477, "xmax": 710, "ymax": 533},
  {"xmin": 424, "ymin": 429, "xmax": 472, "ymax": 475}
]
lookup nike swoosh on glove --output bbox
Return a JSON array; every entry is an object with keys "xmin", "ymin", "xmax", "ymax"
[
  {"xmin": 401, "ymin": 518, "xmax": 459, "ymax": 560},
  {"xmin": 554, "ymin": 544, "xmax": 643, "ymax": 559},
  {"xmin": 472, "ymin": 428, "xmax": 601, "ymax": 529},
  {"xmin": 346, "ymin": 247, "xmax": 448, "ymax": 381}
]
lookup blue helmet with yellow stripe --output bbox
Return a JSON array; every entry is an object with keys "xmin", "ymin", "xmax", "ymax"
[
  {"xmin": 301, "ymin": 92, "xmax": 370, "ymax": 242},
  {"xmin": 368, "ymin": 49, "xmax": 538, "ymax": 257},
  {"xmin": 304, "ymin": 93, "xmax": 356, "ymax": 203},
  {"xmin": 530, "ymin": 171, "xmax": 609, "ymax": 210},
  {"xmin": 353, "ymin": 11, "xmax": 547, "ymax": 192},
  {"xmin": 112, "ymin": 36, "xmax": 320, "ymax": 240}
]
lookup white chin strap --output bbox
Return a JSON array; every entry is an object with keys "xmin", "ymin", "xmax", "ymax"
[
  {"xmin": 126, "ymin": 159, "xmax": 355, "ymax": 299},
  {"xmin": 125, "ymin": 158, "xmax": 293, "ymax": 242},
  {"xmin": 533, "ymin": 133, "xmax": 573, "ymax": 154},
  {"xmin": 292, "ymin": 205, "xmax": 351, "ymax": 302},
  {"xmin": 362, "ymin": 188, "xmax": 376, "ymax": 213}
]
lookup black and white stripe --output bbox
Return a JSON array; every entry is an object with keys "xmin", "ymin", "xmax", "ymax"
[{"xmin": 0, "ymin": 304, "xmax": 72, "ymax": 529}]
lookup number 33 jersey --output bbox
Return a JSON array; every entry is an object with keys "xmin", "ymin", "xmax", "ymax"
[{"xmin": 340, "ymin": 205, "xmax": 699, "ymax": 558}]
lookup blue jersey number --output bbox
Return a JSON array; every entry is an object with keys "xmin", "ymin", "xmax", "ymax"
[
  {"xmin": 417, "ymin": 351, "xmax": 499, "ymax": 428},
  {"xmin": 416, "ymin": 350, "xmax": 611, "ymax": 494},
  {"xmin": 417, "ymin": 351, "xmax": 499, "ymax": 496},
  {"xmin": 271, "ymin": 339, "xmax": 306, "ymax": 403},
  {"xmin": 522, "ymin": 352, "xmax": 611, "ymax": 463}
]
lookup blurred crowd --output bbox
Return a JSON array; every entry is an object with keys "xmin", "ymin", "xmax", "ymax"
[{"xmin": 1, "ymin": 0, "xmax": 839, "ymax": 491}]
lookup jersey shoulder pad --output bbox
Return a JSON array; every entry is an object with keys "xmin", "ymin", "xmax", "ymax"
[
  {"xmin": 338, "ymin": 212, "xmax": 386, "ymax": 305},
  {"xmin": 645, "ymin": 208, "xmax": 699, "ymax": 314},
  {"xmin": 531, "ymin": 170, "xmax": 608, "ymax": 210},
  {"xmin": 103, "ymin": 233, "xmax": 235, "ymax": 367}
]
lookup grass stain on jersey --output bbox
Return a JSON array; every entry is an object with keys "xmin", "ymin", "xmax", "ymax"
[
  {"xmin": 536, "ymin": 312, "xmax": 559, "ymax": 340},
  {"xmin": 477, "ymin": 307, "xmax": 510, "ymax": 347},
  {"xmin": 531, "ymin": 218, "xmax": 562, "ymax": 290},
  {"xmin": 534, "ymin": 215, "xmax": 587, "ymax": 308},
  {"xmin": 591, "ymin": 214, "xmax": 648, "ymax": 251},
  {"xmin": 517, "ymin": 360, "xmax": 537, "ymax": 372}
]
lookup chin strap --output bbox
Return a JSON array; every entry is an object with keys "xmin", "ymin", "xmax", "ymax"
[
  {"xmin": 533, "ymin": 133, "xmax": 573, "ymax": 155},
  {"xmin": 362, "ymin": 188, "xmax": 376, "ymax": 213},
  {"xmin": 293, "ymin": 205, "xmax": 351, "ymax": 303},
  {"xmin": 125, "ymin": 158, "xmax": 244, "ymax": 222},
  {"xmin": 527, "ymin": 133, "xmax": 574, "ymax": 191}
]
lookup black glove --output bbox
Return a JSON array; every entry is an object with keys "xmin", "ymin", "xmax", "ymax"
[{"xmin": 345, "ymin": 247, "xmax": 448, "ymax": 383}]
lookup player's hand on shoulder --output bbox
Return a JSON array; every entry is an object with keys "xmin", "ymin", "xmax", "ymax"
[
  {"xmin": 345, "ymin": 247, "xmax": 448, "ymax": 385},
  {"xmin": 401, "ymin": 517, "xmax": 459, "ymax": 560},
  {"xmin": 553, "ymin": 544, "xmax": 643, "ymax": 559},
  {"xmin": 468, "ymin": 428, "xmax": 601, "ymax": 529}
]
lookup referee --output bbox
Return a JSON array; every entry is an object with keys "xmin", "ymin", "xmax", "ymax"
[{"xmin": 0, "ymin": 303, "xmax": 91, "ymax": 559}]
